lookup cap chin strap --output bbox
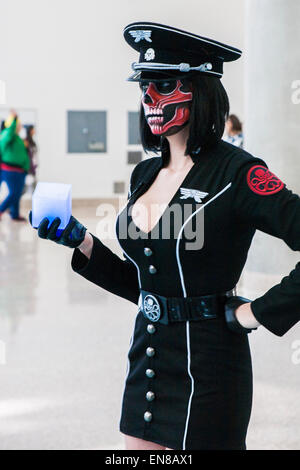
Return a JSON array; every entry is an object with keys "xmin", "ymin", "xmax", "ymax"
[{"xmin": 131, "ymin": 61, "xmax": 214, "ymax": 73}]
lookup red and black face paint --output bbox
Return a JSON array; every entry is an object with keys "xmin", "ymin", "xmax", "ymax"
[{"xmin": 140, "ymin": 79, "xmax": 193, "ymax": 136}]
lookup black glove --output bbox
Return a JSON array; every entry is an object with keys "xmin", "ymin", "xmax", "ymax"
[
  {"xmin": 29, "ymin": 211, "xmax": 87, "ymax": 249},
  {"xmin": 224, "ymin": 295, "xmax": 257, "ymax": 334}
]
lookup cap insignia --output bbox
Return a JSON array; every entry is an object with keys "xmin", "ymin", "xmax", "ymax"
[
  {"xmin": 129, "ymin": 30, "xmax": 152, "ymax": 43},
  {"xmin": 144, "ymin": 48, "xmax": 155, "ymax": 61}
]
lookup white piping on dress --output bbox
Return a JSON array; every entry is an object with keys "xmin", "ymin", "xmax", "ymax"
[
  {"xmin": 182, "ymin": 321, "xmax": 194, "ymax": 450},
  {"xmin": 176, "ymin": 182, "xmax": 232, "ymax": 450},
  {"xmin": 176, "ymin": 182, "xmax": 232, "ymax": 297}
]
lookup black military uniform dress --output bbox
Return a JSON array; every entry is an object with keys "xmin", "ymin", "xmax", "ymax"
[{"xmin": 71, "ymin": 23, "xmax": 300, "ymax": 450}]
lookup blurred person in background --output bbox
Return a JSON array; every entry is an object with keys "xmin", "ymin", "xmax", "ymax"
[
  {"xmin": 0, "ymin": 111, "xmax": 29, "ymax": 221},
  {"xmin": 24, "ymin": 125, "xmax": 38, "ymax": 192},
  {"xmin": 223, "ymin": 114, "xmax": 243, "ymax": 148}
]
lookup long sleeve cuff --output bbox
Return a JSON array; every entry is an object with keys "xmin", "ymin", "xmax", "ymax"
[
  {"xmin": 71, "ymin": 234, "xmax": 140, "ymax": 305},
  {"xmin": 251, "ymin": 272, "xmax": 300, "ymax": 337},
  {"xmin": 72, "ymin": 234, "xmax": 102, "ymax": 275}
]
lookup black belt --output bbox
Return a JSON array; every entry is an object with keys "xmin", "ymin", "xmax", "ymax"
[{"xmin": 139, "ymin": 289, "xmax": 235, "ymax": 325}]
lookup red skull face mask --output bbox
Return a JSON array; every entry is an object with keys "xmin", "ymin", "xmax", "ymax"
[{"xmin": 141, "ymin": 79, "xmax": 193, "ymax": 136}]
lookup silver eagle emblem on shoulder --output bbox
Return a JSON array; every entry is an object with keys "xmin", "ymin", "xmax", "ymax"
[
  {"xmin": 129, "ymin": 30, "xmax": 152, "ymax": 43},
  {"xmin": 179, "ymin": 187, "xmax": 209, "ymax": 203}
]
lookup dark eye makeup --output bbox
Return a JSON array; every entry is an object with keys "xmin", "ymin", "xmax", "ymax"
[{"xmin": 140, "ymin": 80, "xmax": 178, "ymax": 95}]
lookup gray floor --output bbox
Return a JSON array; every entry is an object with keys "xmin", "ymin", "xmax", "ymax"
[{"xmin": 0, "ymin": 204, "xmax": 299, "ymax": 450}]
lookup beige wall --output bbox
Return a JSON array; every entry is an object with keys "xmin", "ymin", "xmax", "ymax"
[{"xmin": 0, "ymin": 0, "xmax": 244, "ymax": 198}]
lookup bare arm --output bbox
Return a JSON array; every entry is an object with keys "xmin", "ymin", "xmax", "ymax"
[
  {"xmin": 78, "ymin": 231, "xmax": 94, "ymax": 259},
  {"xmin": 235, "ymin": 303, "xmax": 261, "ymax": 329}
]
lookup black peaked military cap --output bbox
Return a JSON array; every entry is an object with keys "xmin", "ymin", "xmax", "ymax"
[{"xmin": 123, "ymin": 22, "xmax": 242, "ymax": 82}]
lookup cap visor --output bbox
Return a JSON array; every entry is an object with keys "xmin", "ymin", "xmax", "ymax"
[{"xmin": 126, "ymin": 69, "xmax": 199, "ymax": 82}]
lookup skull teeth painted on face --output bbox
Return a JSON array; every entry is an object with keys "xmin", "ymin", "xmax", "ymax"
[{"xmin": 141, "ymin": 79, "xmax": 193, "ymax": 136}]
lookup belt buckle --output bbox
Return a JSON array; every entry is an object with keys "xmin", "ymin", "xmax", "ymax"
[{"xmin": 142, "ymin": 293, "xmax": 161, "ymax": 322}]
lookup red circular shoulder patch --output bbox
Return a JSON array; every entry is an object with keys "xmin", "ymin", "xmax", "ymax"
[{"xmin": 246, "ymin": 165, "xmax": 284, "ymax": 195}]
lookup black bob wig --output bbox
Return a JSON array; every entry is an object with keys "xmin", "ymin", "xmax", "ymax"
[{"xmin": 139, "ymin": 73, "xmax": 230, "ymax": 166}]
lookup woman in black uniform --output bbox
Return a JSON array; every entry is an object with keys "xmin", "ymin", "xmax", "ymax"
[{"xmin": 30, "ymin": 22, "xmax": 300, "ymax": 450}]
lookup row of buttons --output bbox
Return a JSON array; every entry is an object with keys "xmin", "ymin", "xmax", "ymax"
[
  {"xmin": 144, "ymin": 247, "xmax": 157, "ymax": 274},
  {"xmin": 147, "ymin": 324, "xmax": 156, "ymax": 334},
  {"xmin": 144, "ymin": 247, "xmax": 152, "ymax": 256},
  {"xmin": 144, "ymin": 323, "xmax": 156, "ymax": 423}
]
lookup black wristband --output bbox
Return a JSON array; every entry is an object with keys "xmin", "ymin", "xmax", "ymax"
[{"xmin": 224, "ymin": 295, "xmax": 257, "ymax": 334}]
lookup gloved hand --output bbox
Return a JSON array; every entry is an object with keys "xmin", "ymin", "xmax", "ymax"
[
  {"xmin": 29, "ymin": 211, "xmax": 87, "ymax": 248},
  {"xmin": 224, "ymin": 295, "xmax": 257, "ymax": 334}
]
